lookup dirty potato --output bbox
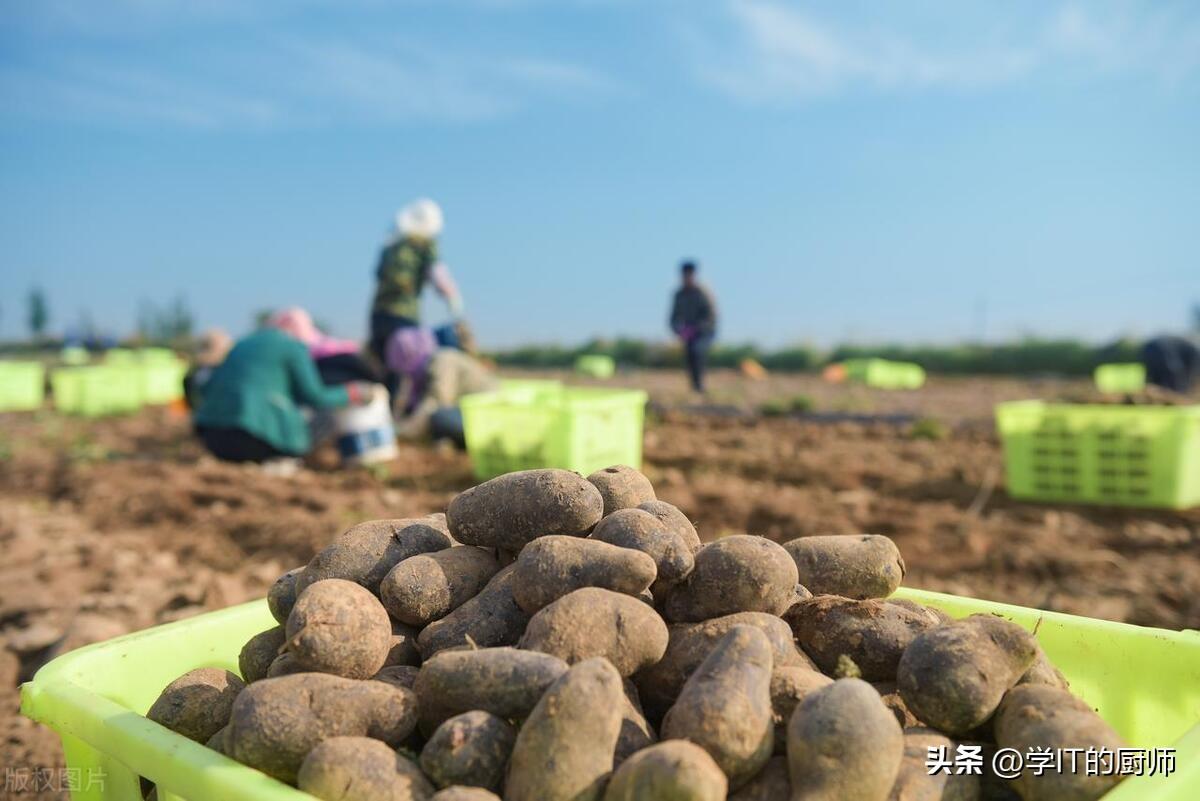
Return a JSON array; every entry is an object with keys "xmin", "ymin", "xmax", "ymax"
[
  {"xmin": 146, "ymin": 667, "xmax": 245, "ymax": 744},
  {"xmin": 431, "ymin": 789, "xmax": 500, "ymax": 801},
  {"xmin": 769, "ymin": 666, "xmax": 833, "ymax": 754},
  {"xmin": 587, "ymin": 464, "xmax": 657, "ymax": 517},
  {"xmin": 381, "ymin": 546, "xmax": 501, "ymax": 626},
  {"xmin": 285, "ymin": 578, "xmax": 393, "ymax": 679},
  {"xmin": 784, "ymin": 595, "xmax": 945, "ymax": 681},
  {"xmin": 782, "ymin": 535, "xmax": 905, "ymax": 600},
  {"xmin": 897, "ymin": 615, "xmax": 1037, "ymax": 735},
  {"xmin": 888, "ymin": 728, "xmax": 981, "ymax": 801},
  {"xmin": 268, "ymin": 567, "xmax": 303, "ymax": 624},
  {"xmin": 413, "ymin": 646, "xmax": 568, "ymax": 735},
  {"xmin": 238, "ymin": 626, "xmax": 286, "ymax": 683},
  {"xmin": 416, "ymin": 565, "xmax": 531, "ymax": 658},
  {"xmin": 297, "ymin": 736, "xmax": 434, "ymax": 801},
  {"xmin": 728, "ymin": 756, "xmax": 791, "ymax": 801},
  {"xmin": 518, "ymin": 587, "xmax": 668, "ymax": 677},
  {"xmin": 603, "ymin": 740, "xmax": 727, "ymax": 801},
  {"xmin": 995, "ymin": 685, "xmax": 1127, "ymax": 801},
  {"xmin": 419, "ymin": 711, "xmax": 515, "ymax": 791},
  {"xmin": 661, "ymin": 625, "xmax": 775, "ymax": 789},
  {"xmin": 446, "ymin": 469, "xmax": 604, "ymax": 552},
  {"xmin": 637, "ymin": 499, "xmax": 702, "ymax": 554},
  {"xmin": 615, "ymin": 680, "xmax": 657, "ymax": 765},
  {"xmin": 511, "ymin": 535, "xmax": 658, "ymax": 613},
  {"xmin": 1017, "ymin": 644, "xmax": 1070, "ymax": 691},
  {"xmin": 664, "ymin": 536, "xmax": 798, "ymax": 623},
  {"xmin": 787, "ymin": 678, "xmax": 904, "ymax": 801},
  {"xmin": 297, "ymin": 518, "xmax": 452, "ymax": 595},
  {"xmin": 374, "ymin": 664, "xmax": 421, "ymax": 690},
  {"xmin": 506, "ymin": 657, "xmax": 625, "ymax": 801},
  {"xmin": 590, "ymin": 508, "xmax": 695, "ymax": 585},
  {"xmin": 226, "ymin": 673, "xmax": 418, "ymax": 783}
]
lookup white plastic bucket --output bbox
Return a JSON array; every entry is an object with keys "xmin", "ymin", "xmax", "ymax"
[{"xmin": 333, "ymin": 385, "xmax": 398, "ymax": 466}]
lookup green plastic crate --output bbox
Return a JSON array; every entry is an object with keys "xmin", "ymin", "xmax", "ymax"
[
  {"xmin": 842, "ymin": 358, "xmax": 926, "ymax": 389},
  {"xmin": 138, "ymin": 360, "xmax": 188, "ymax": 405},
  {"xmin": 575, "ymin": 354, "xmax": 616, "ymax": 379},
  {"xmin": 1096, "ymin": 363, "xmax": 1147, "ymax": 394},
  {"xmin": 997, "ymin": 400, "xmax": 1200, "ymax": 509},
  {"xmin": 51, "ymin": 367, "xmax": 144, "ymax": 417},
  {"xmin": 19, "ymin": 590, "xmax": 1200, "ymax": 800},
  {"xmin": 61, "ymin": 346, "xmax": 90, "ymax": 366},
  {"xmin": 461, "ymin": 386, "xmax": 647, "ymax": 479},
  {"xmin": 0, "ymin": 361, "xmax": 46, "ymax": 411}
]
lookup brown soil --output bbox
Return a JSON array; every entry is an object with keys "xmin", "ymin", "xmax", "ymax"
[{"xmin": 1, "ymin": 370, "xmax": 1196, "ymax": 798}]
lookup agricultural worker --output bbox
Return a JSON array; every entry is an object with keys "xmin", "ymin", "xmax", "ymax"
[
  {"xmin": 386, "ymin": 326, "xmax": 497, "ymax": 447},
  {"xmin": 268, "ymin": 307, "xmax": 380, "ymax": 386},
  {"xmin": 669, "ymin": 259, "xmax": 718, "ymax": 393},
  {"xmin": 1142, "ymin": 335, "xmax": 1200, "ymax": 394},
  {"xmin": 368, "ymin": 198, "xmax": 465, "ymax": 396},
  {"xmin": 182, "ymin": 328, "xmax": 232, "ymax": 410},
  {"xmin": 193, "ymin": 312, "xmax": 373, "ymax": 463}
]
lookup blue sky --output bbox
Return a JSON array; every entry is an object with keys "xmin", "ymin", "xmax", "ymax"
[{"xmin": 1, "ymin": 0, "xmax": 1197, "ymax": 348}]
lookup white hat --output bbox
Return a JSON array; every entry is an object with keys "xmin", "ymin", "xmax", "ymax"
[{"xmin": 396, "ymin": 198, "xmax": 444, "ymax": 239}]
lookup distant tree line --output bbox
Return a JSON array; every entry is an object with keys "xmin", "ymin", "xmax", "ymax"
[{"xmin": 489, "ymin": 337, "xmax": 1146, "ymax": 376}]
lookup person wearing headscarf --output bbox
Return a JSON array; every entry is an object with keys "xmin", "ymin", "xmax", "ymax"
[
  {"xmin": 269, "ymin": 307, "xmax": 380, "ymax": 386},
  {"xmin": 386, "ymin": 326, "xmax": 496, "ymax": 446},
  {"xmin": 193, "ymin": 310, "xmax": 373, "ymax": 463},
  {"xmin": 368, "ymin": 198, "xmax": 464, "ymax": 394},
  {"xmin": 182, "ymin": 328, "xmax": 233, "ymax": 410}
]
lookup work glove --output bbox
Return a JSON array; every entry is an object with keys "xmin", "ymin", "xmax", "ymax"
[{"xmin": 344, "ymin": 382, "xmax": 378, "ymax": 407}]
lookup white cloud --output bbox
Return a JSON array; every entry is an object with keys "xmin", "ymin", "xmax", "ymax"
[{"xmin": 696, "ymin": 0, "xmax": 1200, "ymax": 103}]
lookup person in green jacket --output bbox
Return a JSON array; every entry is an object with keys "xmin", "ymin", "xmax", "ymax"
[
  {"xmin": 194, "ymin": 316, "xmax": 372, "ymax": 463},
  {"xmin": 368, "ymin": 198, "xmax": 464, "ymax": 396}
]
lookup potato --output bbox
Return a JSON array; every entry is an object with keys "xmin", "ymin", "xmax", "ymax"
[
  {"xmin": 637, "ymin": 499, "xmax": 702, "ymax": 553},
  {"xmin": 266, "ymin": 652, "xmax": 306, "ymax": 678},
  {"xmin": 416, "ymin": 565, "xmax": 531, "ymax": 658},
  {"xmin": 297, "ymin": 518, "xmax": 452, "ymax": 595},
  {"xmin": 782, "ymin": 534, "xmax": 905, "ymax": 600},
  {"xmin": 663, "ymin": 535, "xmax": 798, "ymax": 623},
  {"xmin": 661, "ymin": 625, "xmax": 774, "ymax": 789},
  {"xmin": 769, "ymin": 666, "xmax": 832, "ymax": 754},
  {"xmin": 603, "ymin": 739, "xmax": 727, "ymax": 801},
  {"xmin": 413, "ymin": 646, "xmax": 568, "ymax": 736},
  {"xmin": 871, "ymin": 681, "xmax": 924, "ymax": 728},
  {"xmin": 518, "ymin": 587, "xmax": 668, "ymax": 677},
  {"xmin": 387, "ymin": 619, "xmax": 422, "ymax": 668},
  {"xmin": 587, "ymin": 464, "xmax": 657, "ymax": 516},
  {"xmin": 729, "ymin": 756, "xmax": 790, "ymax": 801},
  {"xmin": 431, "ymin": 789, "xmax": 500, "ymax": 801},
  {"xmin": 419, "ymin": 711, "xmax": 515, "ymax": 791},
  {"xmin": 374, "ymin": 664, "xmax": 421, "ymax": 690},
  {"xmin": 206, "ymin": 725, "xmax": 230, "ymax": 755},
  {"xmin": 590, "ymin": 508, "xmax": 694, "ymax": 585},
  {"xmin": 788, "ymin": 678, "xmax": 903, "ymax": 801},
  {"xmin": 1017, "ymin": 644, "xmax": 1070, "ymax": 690},
  {"xmin": 285, "ymin": 579, "xmax": 392, "ymax": 679},
  {"xmin": 615, "ymin": 679, "xmax": 657, "ymax": 765},
  {"xmin": 888, "ymin": 728, "xmax": 980, "ymax": 801},
  {"xmin": 784, "ymin": 595, "xmax": 945, "ymax": 681},
  {"xmin": 227, "ymin": 673, "xmax": 418, "ymax": 783},
  {"xmin": 636, "ymin": 611, "xmax": 815, "ymax": 719},
  {"xmin": 995, "ymin": 685, "xmax": 1127, "ymax": 801},
  {"xmin": 298, "ymin": 736, "xmax": 434, "ymax": 801},
  {"xmin": 146, "ymin": 668, "xmax": 245, "ymax": 744},
  {"xmin": 268, "ymin": 567, "xmax": 303, "ymax": 624},
  {"xmin": 381, "ymin": 547, "xmax": 501, "ymax": 626},
  {"xmin": 446, "ymin": 469, "xmax": 604, "ymax": 551},
  {"xmin": 239, "ymin": 626, "xmax": 286, "ymax": 683},
  {"xmin": 511, "ymin": 536, "xmax": 658, "ymax": 613},
  {"xmin": 506, "ymin": 657, "xmax": 625, "ymax": 801},
  {"xmin": 897, "ymin": 615, "xmax": 1037, "ymax": 735}
]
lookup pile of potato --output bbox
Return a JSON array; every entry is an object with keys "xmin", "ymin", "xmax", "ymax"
[{"xmin": 145, "ymin": 466, "xmax": 1128, "ymax": 801}]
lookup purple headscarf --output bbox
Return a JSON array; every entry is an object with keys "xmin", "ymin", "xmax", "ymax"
[{"xmin": 386, "ymin": 327, "xmax": 437, "ymax": 414}]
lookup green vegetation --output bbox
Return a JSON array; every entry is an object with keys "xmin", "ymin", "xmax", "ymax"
[
  {"xmin": 909, "ymin": 417, "xmax": 948, "ymax": 441},
  {"xmin": 490, "ymin": 337, "xmax": 1143, "ymax": 377},
  {"xmin": 760, "ymin": 395, "xmax": 815, "ymax": 417}
]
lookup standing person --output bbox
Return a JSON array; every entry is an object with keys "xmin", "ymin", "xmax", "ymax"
[
  {"xmin": 669, "ymin": 260, "xmax": 718, "ymax": 394},
  {"xmin": 1142, "ymin": 335, "xmax": 1200, "ymax": 394},
  {"xmin": 368, "ymin": 198, "xmax": 464, "ymax": 395},
  {"xmin": 193, "ymin": 313, "xmax": 372, "ymax": 464}
]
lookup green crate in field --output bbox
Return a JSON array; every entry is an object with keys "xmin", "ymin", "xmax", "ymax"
[
  {"xmin": 20, "ymin": 590, "xmax": 1200, "ymax": 800},
  {"xmin": 997, "ymin": 400, "xmax": 1200, "ymax": 509},
  {"xmin": 574, "ymin": 353, "xmax": 616, "ymax": 379},
  {"xmin": 0, "ymin": 361, "xmax": 46, "ymax": 411},
  {"xmin": 51, "ymin": 366, "xmax": 144, "ymax": 417},
  {"xmin": 1095, "ymin": 363, "xmax": 1147, "ymax": 394},
  {"xmin": 842, "ymin": 358, "xmax": 926, "ymax": 389},
  {"xmin": 138, "ymin": 360, "xmax": 188, "ymax": 405},
  {"xmin": 461, "ymin": 386, "xmax": 646, "ymax": 479}
]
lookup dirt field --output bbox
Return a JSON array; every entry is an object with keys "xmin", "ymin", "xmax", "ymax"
[{"xmin": 1, "ymin": 370, "xmax": 1197, "ymax": 798}]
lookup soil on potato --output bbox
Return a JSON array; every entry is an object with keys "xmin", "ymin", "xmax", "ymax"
[{"xmin": 1, "ymin": 371, "xmax": 1196, "ymax": 799}]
